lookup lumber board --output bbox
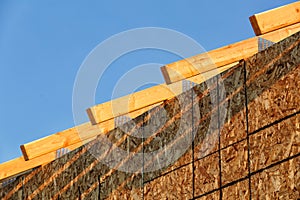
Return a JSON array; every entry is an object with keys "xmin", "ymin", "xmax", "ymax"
[
  {"xmin": 87, "ymin": 84, "xmax": 182, "ymax": 125},
  {"xmin": 0, "ymin": 141, "xmax": 85, "ymax": 181},
  {"xmin": 87, "ymin": 62, "xmax": 236, "ymax": 125},
  {"xmin": 249, "ymin": 2, "xmax": 300, "ymax": 36},
  {"xmin": 0, "ymin": 156, "xmax": 49, "ymax": 181},
  {"xmin": 20, "ymin": 104, "xmax": 160, "ymax": 161},
  {"xmin": 20, "ymin": 123, "xmax": 98, "ymax": 161},
  {"xmin": 161, "ymin": 22, "xmax": 300, "ymax": 84}
]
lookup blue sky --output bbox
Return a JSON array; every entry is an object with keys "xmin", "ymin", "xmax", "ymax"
[{"xmin": 0, "ymin": 0, "xmax": 296, "ymax": 163}]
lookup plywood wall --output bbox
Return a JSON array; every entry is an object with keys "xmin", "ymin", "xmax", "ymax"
[{"xmin": 1, "ymin": 31, "xmax": 299, "ymax": 199}]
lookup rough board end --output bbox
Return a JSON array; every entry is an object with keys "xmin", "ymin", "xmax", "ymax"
[
  {"xmin": 20, "ymin": 145, "xmax": 29, "ymax": 161},
  {"xmin": 249, "ymin": 15, "xmax": 261, "ymax": 36},
  {"xmin": 160, "ymin": 65, "xmax": 172, "ymax": 84},
  {"xmin": 86, "ymin": 108, "xmax": 98, "ymax": 125}
]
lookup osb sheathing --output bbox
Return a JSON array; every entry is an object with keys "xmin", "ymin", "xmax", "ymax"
[
  {"xmin": 222, "ymin": 179, "xmax": 250, "ymax": 200},
  {"xmin": 0, "ymin": 31, "xmax": 300, "ymax": 199}
]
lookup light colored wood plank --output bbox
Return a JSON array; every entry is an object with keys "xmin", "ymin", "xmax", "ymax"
[
  {"xmin": 20, "ymin": 123, "xmax": 97, "ymax": 161},
  {"xmin": 161, "ymin": 23, "xmax": 300, "ymax": 84},
  {"xmin": 87, "ymin": 62, "xmax": 237, "ymax": 125},
  {"xmin": 20, "ymin": 104, "xmax": 160, "ymax": 161},
  {"xmin": 87, "ymin": 83, "xmax": 182, "ymax": 124},
  {"xmin": 0, "ymin": 142, "xmax": 85, "ymax": 181},
  {"xmin": 249, "ymin": 2, "xmax": 300, "ymax": 35}
]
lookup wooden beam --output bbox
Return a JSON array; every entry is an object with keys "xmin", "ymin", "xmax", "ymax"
[
  {"xmin": 20, "ymin": 123, "xmax": 97, "ymax": 161},
  {"xmin": 160, "ymin": 22, "xmax": 300, "ymax": 84},
  {"xmin": 20, "ymin": 103, "xmax": 160, "ymax": 161},
  {"xmin": 87, "ymin": 62, "xmax": 236, "ymax": 125},
  {"xmin": 87, "ymin": 102, "xmax": 161, "ymax": 126},
  {"xmin": 249, "ymin": 2, "xmax": 300, "ymax": 36},
  {"xmin": 0, "ymin": 141, "xmax": 87, "ymax": 181}
]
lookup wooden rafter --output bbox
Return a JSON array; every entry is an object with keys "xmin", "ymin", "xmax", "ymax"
[
  {"xmin": 86, "ymin": 62, "xmax": 236, "ymax": 125},
  {"xmin": 250, "ymin": 1, "xmax": 300, "ymax": 35},
  {"xmin": 160, "ymin": 23, "xmax": 300, "ymax": 84}
]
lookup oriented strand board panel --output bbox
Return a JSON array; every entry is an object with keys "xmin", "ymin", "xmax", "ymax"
[
  {"xmin": 251, "ymin": 156, "xmax": 300, "ymax": 199},
  {"xmin": 144, "ymin": 71, "xmax": 224, "ymax": 183},
  {"xmin": 161, "ymin": 23, "xmax": 300, "ymax": 84},
  {"xmin": 195, "ymin": 191, "xmax": 220, "ymax": 200},
  {"xmin": 2, "ymin": 91, "xmax": 198, "ymax": 199},
  {"xmin": 193, "ymin": 61, "xmax": 246, "ymax": 160},
  {"xmin": 249, "ymin": 2, "xmax": 300, "ymax": 35},
  {"xmin": 106, "ymin": 186, "xmax": 142, "ymax": 200},
  {"xmin": 221, "ymin": 140, "xmax": 248, "ymax": 185},
  {"xmin": 142, "ymin": 89, "xmax": 194, "ymax": 182},
  {"xmin": 250, "ymin": 114, "xmax": 300, "ymax": 172},
  {"xmin": 193, "ymin": 76, "xmax": 219, "ymax": 160},
  {"xmin": 218, "ymin": 63, "xmax": 247, "ymax": 149},
  {"xmin": 143, "ymin": 164, "xmax": 193, "ymax": 199},
  {"xmin": 222, "ymin": 179, "xmax": 250, "ymax": 200},
  {"xmin": 194, "ymin": 153, "xmax": 220, "ymax": 197},
  {"xmin": 246, "ymin": 31, "xmax": 300, "ymax": 133},
  {"xmin": 0, "ymin": 176, "xmax": 24, "ymax": 200}
]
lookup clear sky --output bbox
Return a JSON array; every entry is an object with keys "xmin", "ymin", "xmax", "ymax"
[{"xmin": 0, "ymin": 0, "xmax": 296, "ymax": 163}]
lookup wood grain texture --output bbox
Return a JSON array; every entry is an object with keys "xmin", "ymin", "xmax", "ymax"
[
  {"xmin": 161, "ymin": 23, "xmax": 300, "ymax": 84},
  {"xmin": 0, "ymin": 156, "xmax": 46, "ymax": 182},
  {"xmin": 249, "ymin": 2, "xmax": 300, "ymax": 35},
  {"xmin": 0, "ymin": 140, "xmax": 85, "ymax": 181},
  {"xmin": 20, "ymin": 122, "xmax": 101, "ymax": 161},
  {"xmin": 87, "ymin": 81, "xmax": 183, "ymax": 125}
]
